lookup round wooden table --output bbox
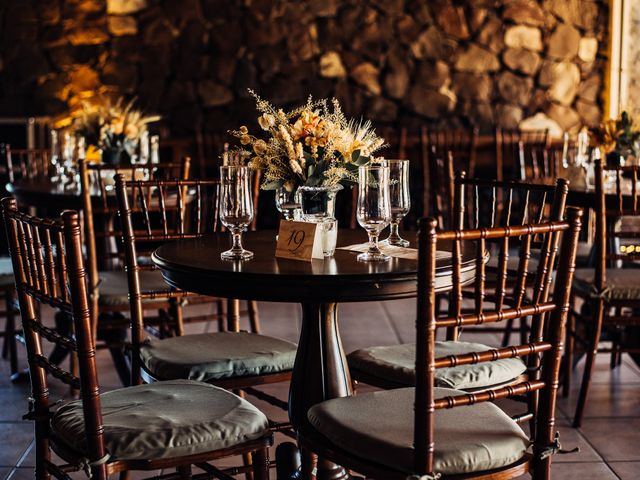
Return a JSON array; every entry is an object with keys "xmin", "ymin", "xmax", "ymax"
[
  {"xmin": 6, "ymin": 179, "xmax": 84, "ymax": 210},
  {"xmin": 152, "ymin": 229, "xmax": 478, "ymax": 480}
]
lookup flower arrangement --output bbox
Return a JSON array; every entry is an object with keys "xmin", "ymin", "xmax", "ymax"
[
  {"xmin": 589, "ymin": 111, "xmax": 640, "ymax": 159},
  {"xmin": 60, "ymin": 97, "xmax": 160, "ymax": 162},
  {"xmin": 229, "ymin": 91, "xmax": 385, "ymax": 191}
]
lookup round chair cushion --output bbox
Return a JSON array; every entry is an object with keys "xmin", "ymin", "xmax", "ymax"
[
  {"xmin": 141, "ymin": 331, "xmax": 297, "ymax": 382},
  {"xmin": 307, "ymin": 386, "xmax": 529, "ymax": 475},
  {"xmin": 51, "ymin": 380, "xmax": 269, "ymax": 461},
  {"xmin": 348, "ymin": 340, "xmax": 526, "ymax": 390}
]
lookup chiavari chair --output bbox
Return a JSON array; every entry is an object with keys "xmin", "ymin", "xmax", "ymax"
[
  {"xmin": 0, "ymin": 144, "xmax": 28, "ymax": 380},
  {"xmin": 302, "ymin": 208, "xmax": 582, "ymax": 480},
  {"xmin": 114, "ymin": 174, "xmax": 296, "ymax": 402},
  {"xmin": 566, "ymin": 159, "xmax": 640, "ymax": 427},
  {"xmin": 495, "ymin": 128, "xmax": 549, "ymax": 182},
  {"xmin": 1, "ymin": 145, "xmax": 51, "ymax": 183},
  {"xmin": 77, "ymin": 158, "xmax": 195, "ymax": 384},
  {"xmin": 348, "ymin": 176, "xmax": 569, "ymax": 398},
  {"xmin": 421, "ymin": 127, "xmax": 478, "ymax": 222},
  {"xmin": 1, "ymin": 197, "xmax": 272, "ymax": 480}
]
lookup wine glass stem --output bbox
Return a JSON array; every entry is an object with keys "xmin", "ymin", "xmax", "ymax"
[
  {"xmin": 368, "ymin": 232, "xmax": 381, "ymax": 254},
  {"xmin": 389, "ymin": 222, "xmax": 400, "ymax": 241},
  {"xmin": 231, "ymin": 229, "xmax": 244, "ymax": 253}
]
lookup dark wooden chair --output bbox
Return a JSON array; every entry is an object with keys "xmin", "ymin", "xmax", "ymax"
[
  {"xmin": 1, "ymin": 197, "xmax": 272, "ymax": 480},
  {"xmin": 1, "ymin": 145, "xmax": 50, "ymax": 183},
  {"xmin": 348, "ymin": 176, "xmax": 569, "ymax": 394},
  {"xmin": 566, "ymin": 159, "xmax": 640, "ymax": 427},
  {"xmin": 302, "ymin": 208, "xmax": 582, "ymax": 480},
  {"xmin": 78, "ymin": 158, "xmax": 196, "ymax": 384},
  {"xmin": 495, "ymin": 128, "xmax": 549, "ymax": 182},
  {"xmin": 114, "ymin": 174, "xmax": 296, "ymax": 401},
  {"xmin": 420, "ymin": 127, "xmax": 478, "ymax": 224}
]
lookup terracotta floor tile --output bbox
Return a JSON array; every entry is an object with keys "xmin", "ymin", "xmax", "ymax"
[
  {"xmin": 0, "ymin": 423, "xmax": 32, "ymax": 467},
  {"xmin": 579, "ymin": 418, "xmax": 640, "ymax": 461},
  {"xmin": 608, "ymin": 461, "xmax": 640, "ymax": 479}
]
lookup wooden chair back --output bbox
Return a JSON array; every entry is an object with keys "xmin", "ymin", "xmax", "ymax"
[
  {"xmin": 114, "ymin": 175, "xmax": 221, "ymax": 384},
  {"xmin": 78, "ymin": 158, "xmax": 190, "ymax": 333},
  {"xmin": 414, "ymin": 207, "xmax": 582, "ymax": 477},
  {"xmin": 1, "ymin": 198, "xmax": 108, "ymax": 479},
  {"xmin": 420, "ymin": 128, "xmax": 478, "ymax": 224},
  {"xmin": 594, "ymin": 159, "xmax": 640, "ymax": 292},
  {"xmin": 1, "ymin": 145, "xmax": 50, "ymax": 183},
  {"xmin": 495, "ymin": 128, "xmax": 549, "ymax": 181}
]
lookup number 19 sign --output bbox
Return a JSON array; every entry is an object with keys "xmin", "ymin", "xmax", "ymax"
[{"xmin": 275, "ymin": 220, "xmax": 324, "ymax": 261}]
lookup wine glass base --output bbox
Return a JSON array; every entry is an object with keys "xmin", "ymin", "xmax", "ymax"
[
  {"xmin": 221, "ymin": 249, "xmax": 254, "ymax": 261},
  {"xmin": 382, "ymin": 238, "xmax": 410, "ymax": 247},
  {"xmin": 357, "ymin": 251, "xmax": 390, "ymax": 262}
]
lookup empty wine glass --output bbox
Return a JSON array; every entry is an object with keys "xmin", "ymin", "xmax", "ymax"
[
  {"xmin": 357, "ymin": 164, "xmax": 391, "ymax": 261},
  {"xmin": 220, "ymin": 165, "xmax": 254, "ymax": 260},
  {"xmin": 383, "ymin": 159, "xmax": 411, "ymax": 247},
  {"xmin": 275, "ymin": 187, "xmax": 301, "ymax": 221}
]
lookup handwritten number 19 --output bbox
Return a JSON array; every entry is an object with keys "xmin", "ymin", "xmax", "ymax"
[{"xmin": 287, "ymin": 229, "xmax": 305, "ymax": 252}]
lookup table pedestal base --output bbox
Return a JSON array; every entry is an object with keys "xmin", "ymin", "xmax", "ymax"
[{"xmin": 290, "ymin": 303, "xmax": 352, "ymax": 480}]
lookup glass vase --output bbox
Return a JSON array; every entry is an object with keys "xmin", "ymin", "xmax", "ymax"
[{"xmin": 296, "ymin": 185, "xmax": 343, "ymax": 221}]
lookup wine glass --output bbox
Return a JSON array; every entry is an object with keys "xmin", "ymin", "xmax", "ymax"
[
  {"xmin": 275, "ymin": 187, "xmax": 301, "ymax": 221},
  {"xmin": 220, "ymin": 165, "xmax": 254, "ymax": 260},
  {"xmin": 383, "ymin": 159, "xmax": 411, "ymax": 247},
  {"xmin": 356, "ymin": 164, "xmax": 392, "ymax": 261}
]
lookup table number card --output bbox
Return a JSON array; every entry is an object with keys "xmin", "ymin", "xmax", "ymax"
[{"xmin": 276, "ymin": 221, "xmax": 324, "ymax": 261}]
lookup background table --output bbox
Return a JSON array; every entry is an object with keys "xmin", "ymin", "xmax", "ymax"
[{"xmin": 153, "ymin": 230, "xmax": 478, "ymax": 480}]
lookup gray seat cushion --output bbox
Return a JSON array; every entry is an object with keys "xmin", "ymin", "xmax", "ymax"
[
  {"xmin": 0, "ymin": 256, "xmax": 15, "ymax": 287},
  {"xmin": 348, "ymin": 341, "xmax": 526, "ymax": 390},
  {"xmin": 307, "ymin": 387, "xmax": 529, "ymax": 475},
  {"xmin": 98, "ymin": 270, "xmax": 169, "ymax": 306},
  {"xmin": 141, "ymin": 331, "xmax": 297, "ymax": 382},
  {"xmin": 574, "ymin": 268, "xmax": 640, "ymax": 301},
  {"xmin": 51, "ymin": 380, "xmax": 269, "ymax": 461}
]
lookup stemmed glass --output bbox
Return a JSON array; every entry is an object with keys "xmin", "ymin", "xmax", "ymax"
[
  {"xmin": 220, "ymin": 165, "xmax": 254, "ymax": 260},
  {"xmin": 356, "ymin": 164, "xmax": 392, "ymax": 261},
  {"xmin": 275, "ymin": 187, "xmax": 301, "ymax": 221},
  {"xmin": 383, "ymin": 159, "xmax": 411, "ymax": 247}
]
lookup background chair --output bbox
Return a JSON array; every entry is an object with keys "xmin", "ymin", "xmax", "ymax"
[
  {"xmin": 348, "ymin": 177, "xmax": 569, "ymax": 395},
  {"xmin": 566, "ymin": 159, "xmax": 640, "ymax": 427},
  {"xmin": 114, "ymin": 175, "xmax": 296, "ymax": 409},
  {"xmin": 2, "ymin": 197, "xmax": 272, "ymax": 480},
  {"xmin": 495, "ymin": 128, "xmax": 549, "ymax": 182},
  {"xmin": 302, "ymin": 208, "xmax": 582, "ymax": 480}
]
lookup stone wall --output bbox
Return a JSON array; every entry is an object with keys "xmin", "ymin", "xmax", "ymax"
[{"xmin": 0, "ymin": 0, "xmax": 608, "ymax": 136}]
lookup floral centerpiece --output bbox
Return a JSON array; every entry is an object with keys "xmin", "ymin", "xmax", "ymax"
[
  {"xmin": 590, "ymin": 111, "xmax": 640, "ymax": 165},
  {"xmin": 60, "ymin": 97, "xmax": 160, "ymax": 164},
  {"xmin": 229, "ymin": 91, "xmax": 385, "ymax": 219}
]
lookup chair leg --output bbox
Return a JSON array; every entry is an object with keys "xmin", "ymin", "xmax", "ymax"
[
  {"xmin": 118, "ymin": 471, "xmax": 130, "ymax": 480},
  {"xmin": 5, "ymin": 290, "xmax": 19, "ymax": 378},
  {"xmin": 169, "ymin": 299, "xmax": 185, "ymax": 337},
  {"xmin": 248, "ymin": 300, "xmax": 261, "ymax": 334},
  {"xmin": 242, "ymin": 452, "xmax": 254, "ymax": 480},
  {"xmin": 216, "ymin": 299, "xmax": 226, "ymax": 332},
  {"xmin": 563, "ymin": 311, "xmax": 575, "ymax": 398},
  {"xmin": 252, "ymin": 448, "xmax": 270, "ymax": 480},
  {"xmin": 573, "ymin": 299, "xmax": 605, "ymax": 428},
  {"xmin": 177, "ymin": 465, "xmax": 192, "ymax": 479}
]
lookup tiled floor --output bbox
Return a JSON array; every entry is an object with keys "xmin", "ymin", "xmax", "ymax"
[{"xmin": 1, "ymin": 300, "xmax": 639, "ymax": 479}]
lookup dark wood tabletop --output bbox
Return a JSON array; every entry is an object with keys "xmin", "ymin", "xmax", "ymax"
[
  {"xmin": 6, "ymin": 179, "xmax": 84, "ymax": 209},
  {"xmin": 152, "ymin": 230, "xmax": 478, "ymax": 303}
]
